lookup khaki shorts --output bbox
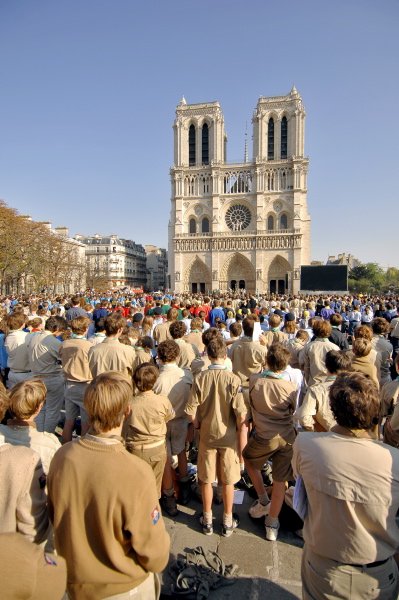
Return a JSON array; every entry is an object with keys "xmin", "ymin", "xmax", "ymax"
[
  {"xmin": 197, "ymin": 442, "xmax": 241, "ymax": 485},
  {"xmin": 166, "ymin": 417, "xmax": 188, "ymax": 456},
  {"xmin": 127, "ymin": 443, "xmax": 166, "ymax": 499},
  {"xmin": 243, "ymin": 431, "xmax": 296, "ymax": 482}
]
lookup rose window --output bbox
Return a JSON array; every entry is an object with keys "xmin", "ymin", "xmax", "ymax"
[{"xmin": 225, "ymin": 204, "xmax": 251, "ymax": 231}]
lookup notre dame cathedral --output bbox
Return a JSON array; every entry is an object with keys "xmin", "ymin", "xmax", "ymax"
[{"xmin": 168, "ymin": 87, "xmax": 311, "ymax": 294}]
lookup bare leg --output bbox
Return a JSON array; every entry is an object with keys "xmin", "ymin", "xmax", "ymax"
[
  {"xmin": 269, "ymin": 480, "xmax": 286, "ymax": 519},
  {"xmin": 61, "ymin": 418, "xmax": 75, "ymax": 444},
  {"xmin": 222, "ymin": 483, "xmax": 234, "ymax": 515},
  {"xmin": 244, "ymin": 462, "xmax": 266, "ymax": 497},
  {"xmin": 177, "ymin": 449, "xmax": 188, "ymax": 479},
  {"xmin": 162, "ymin": 456, "xmax": 174, "ymax": 492},
  {"xmin": 202, "ymin": 482, "xmax": 213, "ymax": 513}
]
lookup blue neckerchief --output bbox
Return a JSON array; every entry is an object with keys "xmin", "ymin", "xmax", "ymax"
[{"xmin": 260, "ymin": 370, "xmax": 284, "ymax": 379}]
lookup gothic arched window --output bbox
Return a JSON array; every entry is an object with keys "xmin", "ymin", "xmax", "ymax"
[
  {"xmin": 201, "ymin": 217, "xmax": 210, "ymax": 233},
  {"xmin": 189, "ymin": 124, "xmax": 196, "ymax": 166},
  {"xmin": 202, "ymin": 123, "xmax": 209, "ymax": 165},
  {"xmin": 268, "ymin": 118, "xmax": 274, "ymax": 160},
  {"xmin": 267, "ymin": 215, "xmax": 274, "ymax": 231},
  {"xmin": 189, "ymin": 218, "xmax": 196, "ymax": 234},
  {"xmin": 280, "ymin": 214, "xmax": 288, "ymax": 230},
  {"xmin": 281, "ymin": 116, "xmax": 288, "ymax": 159}
]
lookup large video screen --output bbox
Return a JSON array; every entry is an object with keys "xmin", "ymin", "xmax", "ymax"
[{"xmin": 300, "ymin": 265, "xmax": 348, "ymax": 292}]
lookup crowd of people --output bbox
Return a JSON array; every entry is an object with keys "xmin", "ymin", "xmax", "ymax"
[{"xmin": 0, "ymin": 289, "xmax": 399, "ymax": 599}]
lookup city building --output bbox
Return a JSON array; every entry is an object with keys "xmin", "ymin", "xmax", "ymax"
[
  {"xmin": 168, "ymin": 87, "xmax": 311, "ymax": 294},
  {"xmin": 75, "ymin": 234, "xmax": 147, "ymax": 289},
  {"xmin": 145, "ymin": 245, "xmax": 168, "ymax": 291},
  {"xmin": 327, "ymin": 253, "xmax": 360, "ymax": 270}
]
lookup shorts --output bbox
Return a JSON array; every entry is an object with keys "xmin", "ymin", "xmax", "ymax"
[
  {"xmin": 166, "ymin": 417, "xmax": 188, "ymax": 456},
  {"xmin": 127, "ymin": 443, "xmax": 166, "ymax": 498},
  {"xmin": 243, "ymin": 431, "xmax": 296, "ymax": 482},
  {"xmin": 65, "ymin": 381, "xmax": 89, "ymax": 424},
  {"xmin": 197, "ymin": 442, "xmax": 241, "ymax": 485}
]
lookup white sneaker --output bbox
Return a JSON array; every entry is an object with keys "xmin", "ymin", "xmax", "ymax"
[
  {"xmin": 249, "ymin": 499, "xmax": 270, "ymax": 518},
  {"xmin": 265, "ymin": 522, "xmax": 280, "ymax": 541}
]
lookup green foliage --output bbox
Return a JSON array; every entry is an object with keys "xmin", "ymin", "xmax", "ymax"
[{"xmin": 349, "ymin": 262, "xmax": 398, "ymax": 293}]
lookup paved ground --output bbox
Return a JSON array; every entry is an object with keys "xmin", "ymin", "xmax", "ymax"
[{"xmin": 161, "ymin": 489, "xmax": 303, "ymax": 599}]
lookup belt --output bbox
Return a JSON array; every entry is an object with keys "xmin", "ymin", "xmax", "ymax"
[
  {"xmin": 129, "ymin": 440, "xmax": 165, "ymax": 450},
  {"xmin": 351, "ymin": 557, "xmax": 390, "ymax": 569},
  {"xmin": 11, "ymin": 370, "xmax": 31, "ymax": 374}
]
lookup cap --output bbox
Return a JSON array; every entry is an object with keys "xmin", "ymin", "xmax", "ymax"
[
  {"xmin": 153, "ymin": 307, "xmax": 162, "ymax": 316},
  {"xmin": 0, "ymin": 533, "xmax": 67, "ymax": 600},
  {"xmin": 133, "ymin": 313, "xmax": 143, "ymax": 322},
  {"xmin": 285, "ymin": 312, "xmax": 296, "ymax": 322}
]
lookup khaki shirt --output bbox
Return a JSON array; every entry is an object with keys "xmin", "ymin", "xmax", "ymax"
[
  {"xmin": 60, "ymin": 338, "xmax": 93, "ymax": 382},
  {"xmin": 88, "ymin": 337, "xmax": 136, "ymax": 378},
  {"xmin": 133, "ymin": 348, "xmax": 151, "ymax": 371},
  {"xmin": 153, "ymin": 363, "xmax": 192, "ymax": 419},
  {"xmin": 230, "ymin": 337, "xmax": 267, "ymax": 384},
  {"xmin": 175, "ymin": 338, "xmax": 198, "ymax": 370},
  {"xmin": 249, "ymin": 372, "xmax": 297, "ymax": 439},
  {"xmin": 351, "ymin": 354, "xmax": 379, "ymax": 387},
  {"xmin": 153, "ymin": 322, "xmax": 172, "ymax": 345},
  {"xmin": 0, "ymin": 423, "xmax": 60, "ymax": 475},
  {"xmin": 185, "ymin": 366, "xmax": 246, "ymax": 448},
  {"xmin": 262, "ymin": 329, "xmax": 288, "ymax": 349},
  {"xmin": 296, "ymin": 377, "xmax": 336, "ymax": 431},
  {"xmin": 26, "ymin": 331, "xmax": 62, "ymax": 376},
  {"xmin": 293, "ymin": 430, "xmax": 399, "ymax": 563},
  {"xmin": 124, "ymin": 391, "xmax": 175, "ymax": 447},
  {"xmin": 287, "ymin": 339, "xmax": 307, "ymax": 369},
  {"xmin": 185, "ymin": 331, "xmax": 205, "ymax": 353},
  {"xmin": 191, "ymin": 353, "xmax": 232, "ymax": 377},
  {"xmin": 300, "ymin": 338, "xmax": 339, "ymax": 386}
]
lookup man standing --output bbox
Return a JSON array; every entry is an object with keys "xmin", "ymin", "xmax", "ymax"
[{"xmin": 88, "ymin": 313, "xmax": 135, "ymax": 379}]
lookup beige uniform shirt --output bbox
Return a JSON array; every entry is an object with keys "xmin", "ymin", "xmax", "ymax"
[
  {"xmin": 124, "ymin": 391, "xmax": 175, "ymax": 447},
  {"xmin": 88, "ymin": 337, "xmax": 136, "ymax": 378},
  {"xmin": 132, "ymin": 348, "xmax": 151, "ymax": 371},
  {"xmin": 249, "ymin": 372, "xmax": 297, "ymax": 439},
  {"xmin": 296, "ymin": 377, "xmax": 336, "ymax": 431},
  {"xmin": 185, "ymin": 331, "xmax": 205, "ymax": 353},
  {"xmin": 26, "ymin": 330, "xmax": 62, "ymax": 376},
  {"xmin": 293, "ymin": 430, "xmax": 399, "ymax": 563},
  {"xmin": 186, "ymin": 366, "xmax": 247, "ymax": 448},
  {"xmin": 0, "ymin": 423, "xmax": 60, "ymax": 474},
  {"xmin": 5, "ymin": 330, "xmax": 30, "ymax": 372},
  {"xmin": 262, "ymin": 329, "xmax": 289, "ymax": 349},
  {"xmin": 60, "ymin": 338, "xmax": 93, "ymax": 382},
  {"xmin": 153, "ymin": 321, "xmax": 172, "ymax": 345},
  {"xmin": 230, "ymin": 337, "xmax": 267, "ymax": 385},
  {"xmin": 175, "ymin": 338, "xmax": 198, "ymax": 370},
  {"xmin": 300, "ymin": 338, "xmax": 339, "ymax": 386},
  {"xmin": 287, "ymin": 339, "xmax": 307, "ymax": 369},
  {"xmin": 153, "ymin": 363, "xmax": 192, "ymax": 419},
  {"xmin": 351, "ymin": 354, "xmax": 379, "ymax": 387},
  {"xmin": 191, "ymin": 353, "xmax": 232, "ymax": 377}
]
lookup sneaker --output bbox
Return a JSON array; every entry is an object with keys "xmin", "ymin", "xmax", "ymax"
[
  {"xmin": 199, "ymin": 515, "xmax": 213, "ymax": 536},
  {"xmin": 265, "ymin": 522, "xmax": 280, "ymax": 541},
  {"xmin": 161, "ymin": 494, "xmax": 179, "ymax": 517},
  {"xmin": 222, "ymin": 513, "xmax": 240, "ymax": 537},
  {"xmin": 249, "ymin": 499, "xmax": 270, "ymax": 518}
]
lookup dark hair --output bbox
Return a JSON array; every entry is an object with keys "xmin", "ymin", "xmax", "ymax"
[
  {"xmin": 137, "ymin": 335, "xmax": 154, "ymax": 350},
  {"xmin": 330, "ymin": 313, "xmax": 342, "ymax": 326},
  {"xmin": 372, "ymin": 317, "xmax": 389, "ymax": 335},
  {"xmin": 169, "ymin": 321, "xmax": 187, "ymax": 340},
  {"xmin": 95, "ymin": 318, "xmax": 106, "ymax": 332},
  {"xmin": 229, "ymin": 321, "xmax": 242, "ymax": 337},
  {"xmin": 207, "ymin": 337, "xmax": 227, "ymax": 360},
  {"xmin": 329, "ymin": 371, "xmax": 379, "ymax": 430},
  {"xmin": 242, "ymin": 316, "xmax": 256, "ymax": 337},
  {"xmin": 45, "ymin": 316, "xmax": 67, "ymax": 332},
  {"xmin": 133, "ymin": 363, "xmax": 158, "ymax": 392},
  {"xmin": 325, "ymin": 350, "xmax": 352, "ymax": 374},
  {"xmin": 157, "ymin": 339, "xmax": 180, "ymax": 363},
  {"xmin": 312, "ymin": 319, "xmax": 331, "ymax": 338},
  {"xmin": 203, "ymin": 327, "xmax": 223, "ymax": 347},
  {"xmin": 104, "ymin": 313, "xmax": 126, "ymax": 336},
  {"xmin": 266, "ymin": 343, "xmax": 290, "ymax": 372}
]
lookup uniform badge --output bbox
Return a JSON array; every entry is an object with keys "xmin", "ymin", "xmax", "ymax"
[{"xmin": 151, "ymin": 507, "xmax": 160, "ymax": 525}]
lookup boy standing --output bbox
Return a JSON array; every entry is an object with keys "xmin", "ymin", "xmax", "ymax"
[
  {"xmin": 186, "ymin": 337, "xmax": 247, "ymax": 536},
  {"xmin": 47, "ymin": 371, "xmax": 169, "ymax": 600},
  {"xmin": 243, "ymin": 343, "xmax": 297, "ymax": 541}
]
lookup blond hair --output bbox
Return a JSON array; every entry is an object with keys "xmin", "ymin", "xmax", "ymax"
[
  {"xmin": 9, "ymin": 380, "xmax": 47, "ymax": 419},
  {"xmin": 0, "ymin": 384, "xmax": 10, "ymax": 421},
  {"xmin": 70, "ymin": 316, "xmax": 91, "ymax": 335},
  {"xmin": 84, "ymin": 372, "xmax": 132, "ymax": 433}
]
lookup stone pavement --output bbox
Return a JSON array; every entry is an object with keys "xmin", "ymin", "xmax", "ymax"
[{"xmin": 161, "ymin": 489, "xmax": 303, "ymax": 599}]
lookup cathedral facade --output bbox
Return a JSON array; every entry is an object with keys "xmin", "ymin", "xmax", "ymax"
[{"xmin": 168, "ymin": 87, "xmax": 311, "ymax": 294}]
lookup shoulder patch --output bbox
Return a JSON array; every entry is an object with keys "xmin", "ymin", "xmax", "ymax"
[{"xmin": 151, "ymin": 507, "xmax": 160, "ymax": 525}]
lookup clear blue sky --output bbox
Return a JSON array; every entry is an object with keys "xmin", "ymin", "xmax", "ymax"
[{"xmin": 0, "ymin": 0, "xmax": 397, "ymax": 267}]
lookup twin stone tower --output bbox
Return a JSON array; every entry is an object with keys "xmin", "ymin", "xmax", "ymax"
[{"xmin": 168, "ymin": 87, "xmax": 311, "ymax": 295}]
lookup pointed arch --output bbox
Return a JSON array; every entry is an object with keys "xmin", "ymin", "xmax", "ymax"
[
  {"xmin": 268, "ymin": 117, "xmax": 275, "ymax": 160},
  {"xmin": 268, "ymin": 255, "xmax": 292, "ymax": 294},
  {"xmin": 202, "ymin": 122, "xmax": 209, "ymax": 165},
  {"xmin": 220, "ymin": 253, "xmax": 256, "ymax": 293},
  {"xmin": 184, "ymin": 256, "xmax": 211, "ymax": 293},
  {"xmin": 281, "ymin": 116, "xmax": 288, "ymax": 159},
  {"xmin": 189, "ymin": 124, "xmax": 196, "ymax": 166}
]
